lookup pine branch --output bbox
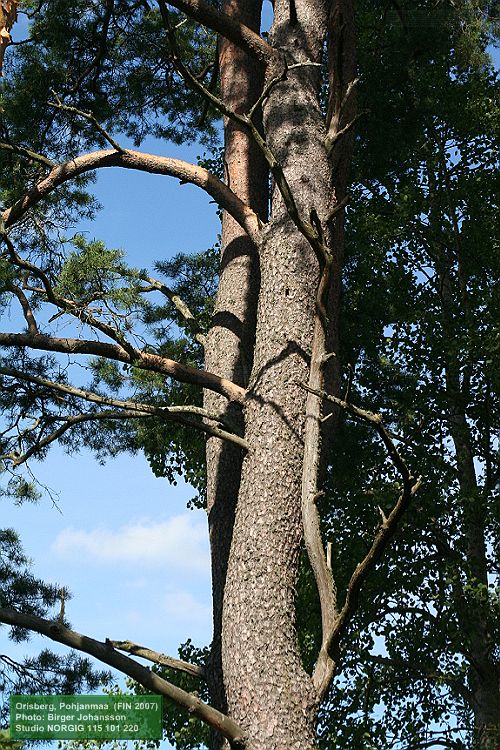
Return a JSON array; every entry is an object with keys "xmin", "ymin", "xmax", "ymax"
[
  {"xmin": 0, "ymin": 141, "xmax": 54, "ymax": 168},
  {"xmin": 2, "ymin": 235, "xmax": 157, "ymax": 358},
  {"xmin": 1, "ymin": 149, "xmax": 261, "ymax": 244},
  {"xmin": 123, "ymin": 269, "xmax": 206, "ymax": 347},
  {"xmin": 0, "ymin": 366, "xmax": 249, "ymax": 456},
  {"xmin": 0, "ymin": 331, "xmax": 246, "ymax": 402},
  {"xmin": 67, "ymin": 0, "xmax": 114, "ymax": 95},
  {"xmin": 0, "ymin": 607, "xmax": 246, "ymax": 748},
  {"xmin": 47, "ymin": 95, "xmax": 125, "ymax": 153}
]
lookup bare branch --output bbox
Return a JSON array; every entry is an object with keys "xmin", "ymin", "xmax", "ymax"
[
  {"xmin": 299, "ymin": 254, "xmax": 338, "ymax": 698},
  {"xmin": 0, "ymin": 366, "xmax": 249, "ymax": 455},
  {"xmin": 4, "ymin": 283, "xmax": 39, "ymax": 334},
  {"xmin": 0, "ymin": 607, "xmax": 245, "ymax": 748},
  {"xmin": 297, "ymin": 382, "xmax": 422, "ymax": 698},
  {"xmin": 124, "ymin": 269, "xmax": 206, "ymax": 346},
  {"xmin": 2, "ymin": 408, "xmax": 249, "ymax": 467},
  {"xmin": 109, "ymin": 640, "xmax": 205, "ymax": 679},
  {"xmin": 2, "ymin": 149, "xmax": 262, "ymax": 245},
  {"xmin": 0, "ymin": 331, "xmax": 246, "ymax": 402},
  {"xmin": 162, "ymin": 25, "xmax": 328, "ymax": 265},
  {"xmin": 324, "ymin": 110, "xmax": 368, "ymax": 156},
  {"xmin": 47, "ymin": 95, "xmax": 125, "ymax": 153}
]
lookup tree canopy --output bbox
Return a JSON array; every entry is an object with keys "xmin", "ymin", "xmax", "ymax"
[{"xmin": 0, "ymin": 1, "xmax": 498, "ymax": 749}]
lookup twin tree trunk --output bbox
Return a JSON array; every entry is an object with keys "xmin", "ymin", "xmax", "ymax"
[
  {"xmin": 205, "ymin": 1, "xmax": 350, "ymax": 747},
  {"xmin": 0, "ymin": 1, "xmax": 498, "ymax": 748}
]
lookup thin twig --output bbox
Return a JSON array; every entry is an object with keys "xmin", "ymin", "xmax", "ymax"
[{"xmin": 47, "ymin": 94, "xmax": 125, "ymax": 153}]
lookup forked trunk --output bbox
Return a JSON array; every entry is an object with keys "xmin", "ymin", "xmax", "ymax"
[
  {"xmin": 209, "ymin": 1, "xmax": 345, "ymax": 747},
  {"xmin": 204, "ymin": 0, "xmax": 268, "ymax": 741}
]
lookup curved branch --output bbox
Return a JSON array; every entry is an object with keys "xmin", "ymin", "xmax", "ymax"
[
  {"xmin": 5, "ymin": 283, "xmax": 39, "ymax": 334},
  {"xmin": 298, "ymin": 382, "xmax": 422, "ymax": 699},
  {"xmin": 2, "ymin": 149, "xmax": 262, "ymax": 244},
  {"xmin": 166, "ymin": 0, "xmax": 274, "ymax": 67},
  {"xmin": 0, "ymin": 332, "xmax": 246, "ymax": 403},
  {"xmin": 0, "ymin": 607, "xmax": 245, "ymax": 748},
  {"xmin": 126, "ymin": 269, "xmax": 206, "ymax": 347},
  {"xmin": 2, "ymin": 408, "xmax": 249, "ymax": 467}
]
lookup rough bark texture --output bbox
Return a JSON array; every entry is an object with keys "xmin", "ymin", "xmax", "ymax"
[
  {"xmin": 0, "ymin": 0, "xmax": 16, "ymax": 75},
  {"xmin": 204, "ymin": 0, "xmax": 268, "ymax": 743},
  {"xmin": 218, "ymin": 2, "xmax": 337, "ymax": 747}
]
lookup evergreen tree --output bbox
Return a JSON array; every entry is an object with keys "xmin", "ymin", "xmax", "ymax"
[{"xmin": 0, "ymin": 1, "xmax": 497, "ymax": 749}]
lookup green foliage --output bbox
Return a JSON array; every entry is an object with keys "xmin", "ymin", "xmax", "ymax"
[
  {"xmin": 314, "ymin": 2, "xmax": 499, "ymax": 746},
  {"xmin": 0, "ymin": 530, "xmax": 109, "ymax": 724},
  {"xmin": 0, "ymin": 0, "xmax": 497, "ymax": 747},
  {"xmin": 0, "ymin": 729, "xmax": 23, "ymax": 750},
  {"xmin": 59, "ymin": 641, "xmax": 210, "ymax": 750}
]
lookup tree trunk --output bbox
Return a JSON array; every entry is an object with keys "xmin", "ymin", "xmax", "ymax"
[
  {"xmin": 445, "ymin": 361, "xmax": 500, "ymax": 749},
  {"xmin": 0, "ymin": 0, "xmax": 17, "ymax": 75},
  {"xmin": 438, "ymin": 238, "xmax": 500, "ymax": 750},
  {"xmin": 216, "ymin": 2, "xmax": 340, "ymax": 747},
  {"xmin": 204, "ymin": 0, "xmax": 268, "ymax": 742}
]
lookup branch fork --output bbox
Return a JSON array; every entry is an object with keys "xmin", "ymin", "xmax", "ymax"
[
  {"xmin": 298, "ymin": 379, "xmax": 423, "ymax": 699},
  {"xmin": 0, "ymin": 607, "xmax": 245, "ymax": 748}
]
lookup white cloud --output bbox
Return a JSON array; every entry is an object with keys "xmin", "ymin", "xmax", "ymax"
[
  {"xmin": 163, "ymin": 591, "xmax": 212, "ymax": 630},
  {"xmin": 52, "ymin": 514, "xmax": 209, "ymax": 573}
]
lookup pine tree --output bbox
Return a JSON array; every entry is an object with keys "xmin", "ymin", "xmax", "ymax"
[{"xmin": 0, "ymin": 2, "xmax": 497, "ymax": 749}]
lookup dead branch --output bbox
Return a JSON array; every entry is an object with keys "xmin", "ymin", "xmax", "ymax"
[
  {"xmin": 297, "ymin": 381, "xmax": 422, "ymax": 699},
  {"xmin": 47, "ymin": 95, "xmax": 125, "ymax": 153},
  {"xmin": 0, "ymin": 607, "xmax": 245, "ymax": 748},
  {"xmin": 122, "ymin": 269, "xmax": 206, "ymax": 346},
  {"xmin": 298, "ymin": 246, "xmax": 338, "ymax": 698},
  {"xmin": 325, "ymin": 110, "xmax": 368, "ymax": 155},
  {"xmin": 161, "ymin": 15, "xmax": 330, "ymax": 267},
  {"xmin": 4, "ymin": 283, "xmax": 39, "ymax": 334},
  {"xmin": 0, "ymin": 366, "xmax": 249, "ymax": 456},
  {"xmin": 109, "ymin": 640, "xmax": 205, "ymax": 679},
  {"xmin": 2, "ymin": 408, "xmax": 249, "ymax": 467}
]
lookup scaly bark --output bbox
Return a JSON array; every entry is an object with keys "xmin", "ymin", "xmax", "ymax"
[
  {"xmin": 204, "ymin": 1, "xmax": 268, "ymax": 745},
  {"xmin": 220, "ymin": 2, "xmax": 338, "ymax": 747},
  {"xmin": 0, "ymin": 0, "xmax": 17, "ymax": 75}
]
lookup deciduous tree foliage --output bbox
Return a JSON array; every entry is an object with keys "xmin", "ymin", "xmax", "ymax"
[{"xmin": 0, "ymin": 1, "xmax": 498, "ymax": 749}]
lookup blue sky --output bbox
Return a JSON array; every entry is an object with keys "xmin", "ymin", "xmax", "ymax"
[
  {"xmin": 1, "ymin": 5, "xmax": 498, "ymax": 750},
  {"xmin": 1, "ymin": 128, "xmax": 220, "ymax": 749}
]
